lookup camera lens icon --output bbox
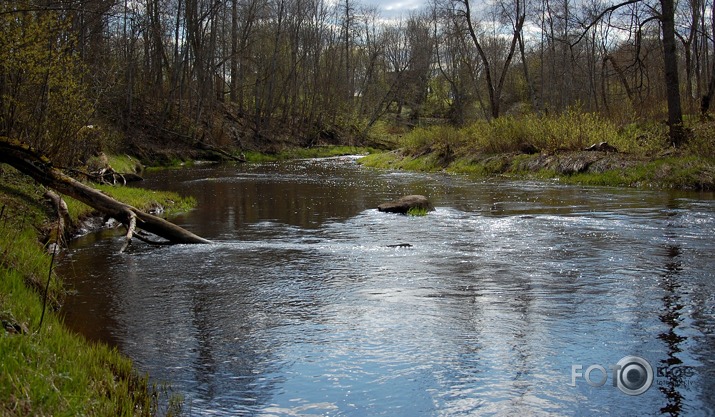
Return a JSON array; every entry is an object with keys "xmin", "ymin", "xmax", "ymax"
[{"xmin": 616, "ymin": 356, "xmax": 654, "ymax": 395}]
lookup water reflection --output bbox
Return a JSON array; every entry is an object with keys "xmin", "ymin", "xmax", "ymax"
[{"xmin": 58, "ymin": 158, "xmax": 715, "ymax": 416}]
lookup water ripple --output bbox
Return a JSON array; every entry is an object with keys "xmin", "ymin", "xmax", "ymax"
[{"xmin": 58, "ymin": 160, "xmax": 715, "ymax": 416}]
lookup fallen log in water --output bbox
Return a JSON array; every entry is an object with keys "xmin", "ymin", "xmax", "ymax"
[{"xmin": 0, "ymin": 137, "xmax": 211, "ymax": 247}]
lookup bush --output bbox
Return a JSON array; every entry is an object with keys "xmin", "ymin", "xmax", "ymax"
[{"xmin": 0, "ymin": 7, "xmax": 96, "ymax": 166}]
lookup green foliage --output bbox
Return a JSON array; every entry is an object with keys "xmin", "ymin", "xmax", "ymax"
[
  {"xmin": 687, "ymin": 121, "xmax": 715, "ymax": 157},
  {"xmin": 0, "ymin": 5, "xmax": 95, "ymax": 165},
  {"xmin": 423, "ymin": 78, "xmax": 451, "ymax": 118},
  {"xmin": 400, "ymin": 125, "xmax": 470, "ymax": 163},
  {"xmin": 0, "ymin": 174, "xmax": 182, "ymax": 416},
  {"xmin": 407, "ymin": 206, "xmax": 429, "ymax": 216},
  {"xmin": 243, "ymin": 146, "xmax": 375, "ymax": 163}
]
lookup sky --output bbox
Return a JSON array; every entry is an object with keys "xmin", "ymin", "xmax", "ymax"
[{"xmin": 362, "ymin": 0, "xmax": 429, "ymax": 18}]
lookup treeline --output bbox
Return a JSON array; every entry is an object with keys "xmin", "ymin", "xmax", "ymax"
[{"xmin": 1, "ymin": 0, "xmax": 713, "ymax": 163}]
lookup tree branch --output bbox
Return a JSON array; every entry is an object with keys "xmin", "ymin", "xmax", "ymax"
[{"xmin": 571, "ymin": 0, "xmax": 645, "ymax": 47}]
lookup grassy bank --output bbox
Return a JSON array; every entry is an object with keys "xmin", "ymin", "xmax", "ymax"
[
  {"xmin": 360, "ymin": 113, "xmax": 715, "ymax": 190},
  {"xmin": 0, "ymin": 168, "xmax": 191, "ymax": 416},
  {"xmin": 242, "ymin": 145, "xmax": 376, "ymax": 163}
]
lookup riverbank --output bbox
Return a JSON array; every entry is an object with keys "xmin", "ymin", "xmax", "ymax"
[
  {"xmin": 359, "ymin": 115, "xmax": 715, "ymax": 190},
  {"xmin": 0, "ymin": 167, "xmax": 193, "ymax": 416},
  {"xmin": 360, "ymin": 149, "xmax": 715, "ymax": 190}
]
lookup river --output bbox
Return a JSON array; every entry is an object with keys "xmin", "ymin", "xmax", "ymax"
[{"xmin": 58, "ymin": 156, "xmax": 715, "ymax": 416}]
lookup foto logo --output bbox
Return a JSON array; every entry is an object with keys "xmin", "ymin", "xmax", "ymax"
[{"xmin": 571, "ymin": 355, "xmax": 654, "ymax": 396}]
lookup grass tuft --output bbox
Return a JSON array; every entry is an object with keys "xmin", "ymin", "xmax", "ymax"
[{"xmin": 406, "ymin": 207, "xmax": 429, "ymax": 216}]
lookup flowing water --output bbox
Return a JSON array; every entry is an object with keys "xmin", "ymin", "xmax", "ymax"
[{"xmin": 58, "ymin": 156, "xmax": 715, "ymax": 416}]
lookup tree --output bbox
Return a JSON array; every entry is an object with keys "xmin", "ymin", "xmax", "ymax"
[
  {"xmin": 0, "ymin": 4, "xmax": 96, "ymax": 165},
  {"xmin": 432, "ymin": 1, "xmax": 481, "ymax": 124},
  {"xmin": 454, "ymin": 0, "xmax": 526, "ymax": 118},
  {"xmin": 660, "ymin": 0, "xmax": 686, "ymax": 146},
  {"xmin": 573, "ymin": 0, "xmax": 687, "ymax": 146}
]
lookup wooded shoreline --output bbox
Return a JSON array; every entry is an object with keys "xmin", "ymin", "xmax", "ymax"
[{"xmin": 4, "ymin": 0, "xmax": 715, "ymax": 411}]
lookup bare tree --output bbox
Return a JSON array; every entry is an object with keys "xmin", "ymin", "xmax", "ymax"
[{"xmin": 453, "ymin": 0, "xmax": 526, "ymax": 118}]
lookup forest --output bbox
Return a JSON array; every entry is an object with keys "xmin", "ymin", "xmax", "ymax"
[
  {"xmin": 4, "ymin": 1, "xmax": 715, "ymax": 414},
  {"xmin": 2, "ymin": 0, "xmax": 715, "ymax": 166}
]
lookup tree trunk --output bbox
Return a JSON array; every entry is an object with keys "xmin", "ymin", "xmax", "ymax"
[
  {"xmin": 701, "ymin": 0, "xmax": 715, "ymax": 118},
  {"xmin": 0, "ymin": 137, "xmax": 210, "ymax": 245},
  {"xmin": 660, "ymin": 0, "xmax": 687, "ymax": 147}
]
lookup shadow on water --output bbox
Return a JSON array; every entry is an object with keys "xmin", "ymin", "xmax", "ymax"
[
  {"xmin": 657, "ymin": 197, "xmax": 693, "ymax": 416},
  {"xmin": 57, "ymin": 158, "xmax": 715, "ymax": 416},
  {"xmin": 658, "ymin": 241, "xmax": 685, "ymax": 416}
]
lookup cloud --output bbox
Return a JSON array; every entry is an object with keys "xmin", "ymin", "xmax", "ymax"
[
  {"xmin": 382, "ymin": 0, "xmax": 424, "ymax": 11},
  {"xmin": 364, "ymin": 0, "xmax": 427, "ymax": 17}
]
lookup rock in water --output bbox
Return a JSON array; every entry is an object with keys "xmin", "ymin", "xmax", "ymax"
[
  {"xmin": 584, "ymin": 141, "xmax": 618, "ymax": 153},
  {"xmin": 377, "ymin": 195, "xmax": 435, "ymax": 214}
]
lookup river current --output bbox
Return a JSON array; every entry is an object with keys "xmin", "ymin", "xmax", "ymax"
[{"xmin": 59, "ymin": 156, "xmax": 715, "ymax": 416}]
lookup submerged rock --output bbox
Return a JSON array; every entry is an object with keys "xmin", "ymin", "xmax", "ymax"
[{"xmin": 377, "ymin": 195, "xmax": 435, "ymax": 214}]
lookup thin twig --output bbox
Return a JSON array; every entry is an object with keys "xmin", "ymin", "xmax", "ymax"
[{"xmin": 38, "ymin": 221, "xmax": 59, "ymax": 333}]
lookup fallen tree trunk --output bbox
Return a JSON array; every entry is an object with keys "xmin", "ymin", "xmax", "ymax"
[
  {"xmin": 0, "ymin": 137, "xmax": 210, "ymax": 245},
  {"xmin": 44, "ymin": 190, "xmax": 72, "ymax": 245}
]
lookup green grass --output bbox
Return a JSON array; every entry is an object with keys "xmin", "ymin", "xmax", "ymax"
[
  {"xmin": 243, "ymin": 146, "xmax": 375, "ymax": 163},
  {"xmin": 106, "ymin": 154, "xmax": 144, "ymax": 174},
  {"xmin": 62, "ymin": 184, "xmax": 197, "ymax": 225},
  {"xmin": 0, "ymin": 171, "xmax": 183, "ymax": 416},
  {"xmin": 361, "ymin": 112, "xmax": 715, "ymax": 190},
  {"xmin": 406, "ymin": 207, "xmax": 430, "ymax": 216},
  {"xmin": 356, "ymin": 151, "xmax": 402, "ymax": 169},
  {"xmin": 565, "ymin": 156, "xmax": 715, "ymax": 189}
]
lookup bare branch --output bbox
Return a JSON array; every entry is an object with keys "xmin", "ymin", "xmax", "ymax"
[{"xmin": 570, "ymin": 0, "xmax": 645, "ymax": 47}]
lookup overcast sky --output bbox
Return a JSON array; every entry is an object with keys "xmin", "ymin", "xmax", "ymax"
[{"xmin": 362, "ymin": 0, "xmax": 428, "ymax": 18}]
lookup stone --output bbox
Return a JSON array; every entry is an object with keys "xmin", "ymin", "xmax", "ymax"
[{"xmin": 377, "ymin": 195, "xmax": 435, "ymax": 214}]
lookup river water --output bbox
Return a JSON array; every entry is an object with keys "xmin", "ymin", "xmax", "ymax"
[{"xmin": 59, "ymin": 156, "xmax": 715, "ymax": 416}]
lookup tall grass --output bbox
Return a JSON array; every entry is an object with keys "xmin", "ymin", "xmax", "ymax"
[
  {"xmin": 361, "ymin": 112, "xmax": 715, "ymax": 188},
  {"xmin": 396, "ymin": 111, "xmax": 669, "ymax": 157}
]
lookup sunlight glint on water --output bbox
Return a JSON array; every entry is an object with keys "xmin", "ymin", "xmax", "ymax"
[{"xmin": 59, "ymin": 157, "xmax": 715, "ymax": 416}]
